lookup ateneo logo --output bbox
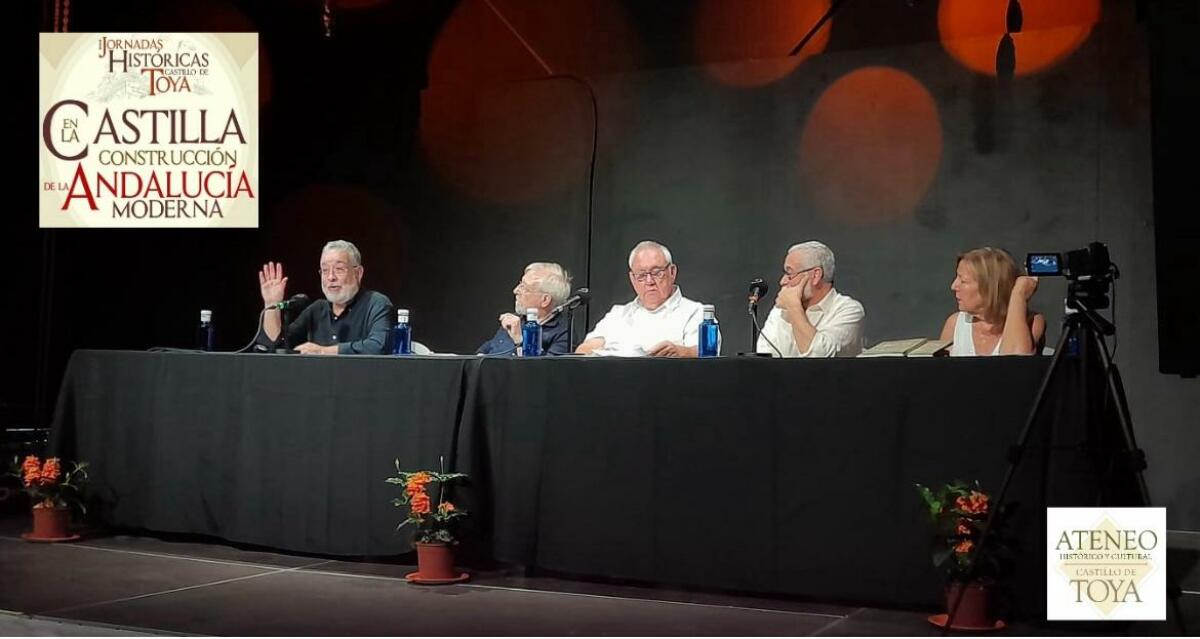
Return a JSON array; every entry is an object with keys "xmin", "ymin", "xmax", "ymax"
[{"xmin": 1046, "ymin": 507, "xmax": 1166, "ymax": 620}]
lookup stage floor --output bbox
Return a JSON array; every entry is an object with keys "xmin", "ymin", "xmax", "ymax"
[{"xmin": 1, "ymin": 515, "xmax": 1196, "ymax": 636}]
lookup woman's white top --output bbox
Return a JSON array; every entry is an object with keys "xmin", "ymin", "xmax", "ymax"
[{"xmin": 949, "ymin": 312, "xmax": 1001, "ymax": 357}]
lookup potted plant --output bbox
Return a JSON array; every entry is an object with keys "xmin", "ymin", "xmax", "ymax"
[
  {"xmin": 9, "ymin": 455, "xmax": 88, "ymax": 542},
  {"xmin": 385, "ymin": 458, "xmax": 469, "ymax": 584},
  {"xmin": 915, "ymin": 480, "xmax": 1013, "ymax": 631}
]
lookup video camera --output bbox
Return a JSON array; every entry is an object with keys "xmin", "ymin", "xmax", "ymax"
[{"xmin": 1026, "ymin": 242, "xmax": 1117, "ymax": 311}]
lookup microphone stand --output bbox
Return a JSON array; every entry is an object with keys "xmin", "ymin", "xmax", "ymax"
[
  {"xmin": 280, "ymin": 307, "xmax": 293, "ymax": 352},
  {"xmin": 743, "ymin": 299, "xmax": 781, "ymax": 357},
  {"xmin": 566, "ymin": 306, "xmax": 576, "ymax": 353},
  {"xmin": 547, "ymin": 294, "xmax": 588, "ymax": 352},
  {"xmin": 748, "ymin": 301, "xmax": 760, "ymax": 353}
]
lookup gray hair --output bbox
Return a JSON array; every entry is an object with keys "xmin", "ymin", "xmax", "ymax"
[
  {"xmin": 627, "ymin": 240, "xmax": 673, "ymax": 269},
  {"xmin": 322, "ymin": 240, "xmax": 362, "ymax": 266},
  {"xmin": 525, "ymin": 262, "xmax": 572, "ymax": 306},
  {"xmin": 788, "ymin": 241, "xmax": 836, "ymax": 283}
]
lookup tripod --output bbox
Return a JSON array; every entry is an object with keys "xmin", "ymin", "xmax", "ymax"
[{"xmin": 944, "ymin": 301, "xmax": 1186, "ymax": 633}]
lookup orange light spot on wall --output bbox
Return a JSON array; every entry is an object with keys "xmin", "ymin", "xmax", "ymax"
[
  {"xmin": 420, "ymin": 81, "xmax": 594, "ymax": 204},
  {"xmin": 428, "ymin": 0, "xmax": 640, "ymax": 89},
  {"xmin": 938, "ymin": 0, "xmax": 1100, "ymax": 76},
  {"xmin": 798, "ymin": 67, "xmax": 942, "ymax": 225},
  {"xmin": 694, "ymin": 0, "xmax": 831, "ymax": 88},
  {"xmin": 422, "ymin": 1, "xmax": 633, "ymax": 203},
  {"xmin": 428, "ymin": 1, "xmax": 547, "ymax": 89}
]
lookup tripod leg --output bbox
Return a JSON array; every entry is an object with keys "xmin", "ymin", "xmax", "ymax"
[
  {"xmin": 943, "ymin": 326, "xmax": 1074, "ymax": 633},
  {"xmin": 1084, "ymin": 329, "xmax": 1187, "ymax": 634},
  {"xmin": 986, "ymin": 326, "xmax": 1073, "ymax": 509},
  {"xmin": 1084, "ymin": 329, "xmax": 1152, "ymax": 507}
]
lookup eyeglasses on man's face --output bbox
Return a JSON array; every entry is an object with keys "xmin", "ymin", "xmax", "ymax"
[
  {"xmin": 631, "ymin": 267, "xmax": 671, "ymax": 283},
  {"xmin": 319, "ymin": 264, "xmax": 356, "ymax": 278},
  {"xmin": 782, "ymin": 265, "xmax": 819, "ymax": 281}
]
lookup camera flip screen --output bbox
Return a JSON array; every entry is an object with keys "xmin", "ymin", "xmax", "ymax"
[{"xmin": 1026, "ymin": 253, "xmax": 1062, "ymax": 276}]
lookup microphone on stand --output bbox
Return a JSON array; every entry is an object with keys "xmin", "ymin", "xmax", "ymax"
[
  {"xmin": 266, "ymin": 293, "xmax": 311, "ymax": 311},
  {"xmin": 748, "ymin": 279, "xmax": 768, "ymax": 313},
  {"xmin": 263, "ymin": 294, "xmax": 311, "ymax": 353},
  {"xmin": 548, "ymin": 288, "xmax": 591, "ymax": 353},
  {"xmin": 240, "ymin": 293, "xmax": 312, "ymax": 354},
  {"xmin": 743, "ymin": 278, "xmax": 780, "ymax": 357},
  {"xmin": 548, "ymin": 288, "xmax": 591, "ymax": 319}
]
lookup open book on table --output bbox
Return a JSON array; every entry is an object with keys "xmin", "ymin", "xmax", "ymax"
[{"xmin": 857, "ymin": 338, "xmax": 952, "ymax": 358}]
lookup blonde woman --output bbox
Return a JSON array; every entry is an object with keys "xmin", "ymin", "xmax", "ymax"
[{"xmin": 940, "ymin": 247, "xmax": 1045, "ymax": 356}]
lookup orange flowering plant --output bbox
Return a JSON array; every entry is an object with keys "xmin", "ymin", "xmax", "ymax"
[
  {"xmin": 8, "ymin": 455, "xmax": 89, "ymax": 511},
  {"xmin": 385, "ymin": 459, "xmax": 468, "ymax": 544},
  {"xmin": 915, "ymin": 480, "xmax": 1014, "ymax": 582}
]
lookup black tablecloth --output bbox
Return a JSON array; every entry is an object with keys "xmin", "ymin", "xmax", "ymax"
[
  {"xmin": 460, "ymin": 356, "xmax": 1054, "ymax": 610},
  {"xmin": 50, "ymin": 350, "xmax": 474, "ymax": 556},
  {"xmin": 51, "ymin": 350, "xmax": 1055, "ymax": 610}
]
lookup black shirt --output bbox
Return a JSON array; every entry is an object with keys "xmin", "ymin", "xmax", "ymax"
[{"xmin": 258, "ymin": 289, "xmax": 394, "ymax": 354}]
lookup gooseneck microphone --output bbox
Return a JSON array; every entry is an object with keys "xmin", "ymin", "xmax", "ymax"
[
  {"xmin": 748, "ymin": 278, "xmax": 769, "ymax": 311},
  {"xmin": 548, "ymin": 288, "xmax": 591, "ymax": 320},
  {"xmin": 547, "ymin": 287, "xmax": 591, "ymax": 353},
  {"xmin": 746, "ymin": 278, "xmax": 782, "ymax": 357},
  {"xmin": 266, "ymin": 293, "xmax": 310, "ymax": 311}
]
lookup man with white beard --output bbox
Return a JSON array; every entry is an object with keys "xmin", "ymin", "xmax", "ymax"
[
  {"xmin": 256, "ymin": 240, "xmax": 394, "ymax": 355},
  {"xmin": 755, "ymin": 241, "xmax": 865, "ymax": 358}
]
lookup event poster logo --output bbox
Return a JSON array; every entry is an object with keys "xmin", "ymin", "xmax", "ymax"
[
  {"xmin": 1047, "ymin": 507, "xmax": 1166, "ymax": 620},
  {"xmin": 39, "ymin": 33, "xmax": 258, "ymax": 228}
]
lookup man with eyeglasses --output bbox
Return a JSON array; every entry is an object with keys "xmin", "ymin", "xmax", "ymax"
[
  {"xmin": 255, "ymin": 239, "xmax": 394, "ymax": 355},
  {"xmin": 477, "ymin": 262, "xmax": 573, "ymax": 356},
  {"xmin": 756, "ymin": 241, "xmax": 864, "ymax": 358},
  {"xmin": 575, "ymin": 240, "xmax": 709, "ymax": 357}
]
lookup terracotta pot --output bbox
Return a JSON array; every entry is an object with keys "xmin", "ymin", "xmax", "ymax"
[
  {"xmin": 415, "ymin": 542, "xmax": 457, "ymax": 580},
  {"xmin": 944, "ymin": 580, "xmax": 993, "ymax": 628},
  {"xmin": 30, "ymin": 504, "xmax": 70, "ymax": 540}
]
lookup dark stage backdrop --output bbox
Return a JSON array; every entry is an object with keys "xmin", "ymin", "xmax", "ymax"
[{"xmin": 11, "ymin": 0, "xmax": 1199, "ymax": 530}]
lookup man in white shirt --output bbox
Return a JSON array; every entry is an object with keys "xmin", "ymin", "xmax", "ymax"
[
  {"xmin": 756, "ymin": 241, "xmax": 865, "ymax": 357},
  {"xmin": 576, "ymin": 240, "xmax": 708, "ymax": 357}
]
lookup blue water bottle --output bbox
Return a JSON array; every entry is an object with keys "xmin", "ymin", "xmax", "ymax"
[
  {"xmin": 392, "ymin": 309, "xmax": 412, "ymax": 355},
  {"xmin": 698, "ymin": 304, "xmax": 720, "ymax": 358},
  {"xmin": 196, "ymin": 309, "xmax": 215, "ymax": 351},
  {"xmin": 521, "ymin": 308, "xmax": 542, "ymax": 357}
]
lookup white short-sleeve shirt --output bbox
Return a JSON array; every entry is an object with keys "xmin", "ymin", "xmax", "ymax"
[{"xmin": 585, "ymin": 286, "xmax": 706, "ymax": 354}]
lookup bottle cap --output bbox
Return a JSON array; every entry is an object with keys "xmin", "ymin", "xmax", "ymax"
[
  {"xmin": 702, "ymin": 304, "xmax": 715, "ymax": 318},
  {"xmin": 200, "ymin": 309, "xmax": 212, "ymax": 323},
  {"xmin": 526, "ymin": 308, "xmax": 539, "ymax": 321},
  {"xmin": 397, "ymin": 309, "xmax": 410, "ymax": 322}
]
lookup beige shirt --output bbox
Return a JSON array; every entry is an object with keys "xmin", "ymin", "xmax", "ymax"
[{"xmin": 755, "ymin": 288, "xmax": 865, "ymax": 358}]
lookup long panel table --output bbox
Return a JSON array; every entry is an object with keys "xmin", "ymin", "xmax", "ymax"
[{"xmin": 51, "ymin": 350, "xmax": 1056, "ymax": 611}]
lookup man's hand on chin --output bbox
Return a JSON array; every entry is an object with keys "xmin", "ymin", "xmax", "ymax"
[{"xmin": 296, "ymin": 342, "xmax": 337, "ymax": 355}]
